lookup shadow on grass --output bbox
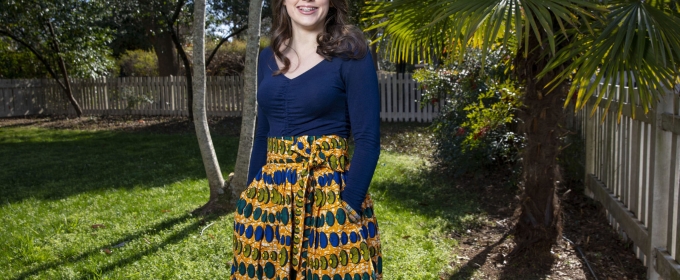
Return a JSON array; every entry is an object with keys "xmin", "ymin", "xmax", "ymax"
[
  {"xmin": 369, "ymin": 157, "xmax": 484, "ymax": 237},
  {"xmin": 12, "ymin": 213, "xmax": 217, "ymax": 280},
  {"xmin": 447, "ymin": 233, "xmax": 510, "ymax": 280},
  {"xmin": 0, "ymin": 127, "xmax": 238, "ymax": 203},
  {"xmin": 371, "ymin": 150, "xmax": 561, "ymax": 280}
]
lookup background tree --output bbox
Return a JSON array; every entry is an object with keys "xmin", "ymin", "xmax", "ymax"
[
  {"xmin": 0, "ymin": 0, "xmax": 114, "ymax": 117},
  {"xmin": 104, "ymin": 0, "xmax": 182, "ymax": 76},
  {"xmin": 205, "ymin": 0, "xmax": 272, "ymax": 69},
  {"xmin": 0, "ymin": 38, "xmax": 48, "ymax": 79},
  {"xmin": 366, "ymin": 0, "xmax": 680, "ymax": 255}
]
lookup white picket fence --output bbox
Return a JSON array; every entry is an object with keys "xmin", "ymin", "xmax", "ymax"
[
  {"xmin": 568, "ymin": 84, "xmax": 680, "ymax": 280},
  {"xmin": 0, "ymin": 76, "xmax": 244, "ymax": 118},
  {"xmin": 0, "ymin": 73, "xmax": 442, "ymax": 122},
  {"xmin": 377, "ymin": 73, "xmax": 443, "ymax": 122}
]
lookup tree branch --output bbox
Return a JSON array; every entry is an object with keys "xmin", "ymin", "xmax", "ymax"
[
  {"xmin": 161, "ymin": 0, "xmax": 193, "ymax": 118},
  {"xmin": 47, "ymin": 21, "xmax": 82, "ymax": 117},
  {"xmin": 170, "ymin": 0, "xmax": 187, "ymax": 25},
  {"xmin": 0, "ymin": 29, "xmax": 66, "ymax": 91},
  {"xmin": 206, "ymin": 25, "xmax": 248, "ymax": 68}
]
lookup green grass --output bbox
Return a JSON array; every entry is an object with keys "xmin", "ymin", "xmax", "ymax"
[{"xmin": 0, "ymin": 126, "xmax": 482, "ymax": 279}]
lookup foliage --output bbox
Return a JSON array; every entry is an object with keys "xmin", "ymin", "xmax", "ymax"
[
  {"xmin": 208, "ymin": 0, "xmax": 273, "ymax": 38},
  {"xmin": 0, "ymin": 38, "xmax": 47, "ymax": 79},
  {"xmin": 0, "ymin": 0, "xmax": 116, "ymax": 79},
  {"xmin": 461, "ymin": 82, "xmax": 522, "ymax": 147},
  {"xmin": 206, "ymin": 39, "xmax": 246, "ymax": 76},
  {"xmin": 365, "ymin": 0, "xmax": 680, "ymax": 119},
  {"xmin": 117, "ymin": 49, "xmax": 159, "ymax": 77},
  {"xmin": 414, "ymin": 48, "xmax": 523, "ymax": 177},
  {"xmin": 109, "ymin": 86, "xmax": 155, "ymax": 111},
  {"xmin": 0, "ymin": 125, "xmax": 483, "ymax": 279}
]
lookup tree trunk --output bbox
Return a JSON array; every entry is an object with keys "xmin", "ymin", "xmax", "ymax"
[
  {"xmin": 229, "ymin": 0, "xmax": 263, "ymax": 206},
  {"xmin": 167, "ymin": 0, "xmax": 193, "ymax": 120},
  {"xmin": 191, "ymin": 0, "xmax": 229, "ymax": 215},
  {"xmin": 144, "ymin": 13, "xmax": 180, "ymax": 77},
  {"xmin": 47, "ymin": 22, "xmax": 83, "ymax": 117},
  {"xmin": 170, "ymin": 28, "xmax": 193, "ymax": 119},
  {"xmin": 512, "ymin": 21, "xmax": 567, "ymax": 254},
  {"xmin": 151, "ymin": 31, "xmax": 180, "ymax": 77}
]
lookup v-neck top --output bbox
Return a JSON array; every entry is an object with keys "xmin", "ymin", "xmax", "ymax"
[{"xmin": 247, "ymin": 47, "xmax": 380, "ymax": 213}]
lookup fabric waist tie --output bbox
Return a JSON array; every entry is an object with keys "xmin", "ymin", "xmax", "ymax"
[{"xmin": 266, "ymin": 135, "xmax": 350, "ymax": 273}]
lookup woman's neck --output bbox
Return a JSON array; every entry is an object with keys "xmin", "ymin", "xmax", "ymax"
[{"xmin": 288, "ymin": 27, "xmax": 322, "ymax": 52}]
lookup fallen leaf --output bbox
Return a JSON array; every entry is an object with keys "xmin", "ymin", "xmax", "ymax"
[
  {"xmin": 91, "ymin": 224, "xmax": 106, "ymax": 229},
  {"xmin": 102, "ymin": 248, "xmax": 112, "ymax": 255},
  {"xmin": 161, "ymin": 209, "xmax": 171, "ymax": 213},
  {"xmin": 402, "ymin": 235, "xmax": 411, "ymax": 239}
]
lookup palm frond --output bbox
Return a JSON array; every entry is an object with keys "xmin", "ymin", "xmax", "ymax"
[
  {"xmin": 546, "ymin": 1, "xmax": 680, "ymax": 120},
  {"xmin": 364, "ymin": 0, "xmax": 600, "ymax": 65}
]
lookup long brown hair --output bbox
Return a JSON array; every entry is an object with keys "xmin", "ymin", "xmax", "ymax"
[{"xmin": 270, "ymin": 0, "xmax": 368, "ymax": 75}]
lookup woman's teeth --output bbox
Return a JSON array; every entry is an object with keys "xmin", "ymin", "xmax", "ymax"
[{"xmin": 299, "ymin": 7, "xmax": 317, "ymax": 12}]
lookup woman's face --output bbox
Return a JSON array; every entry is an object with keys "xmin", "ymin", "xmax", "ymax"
[{"xmin": 284, "ymin": 0, "xmax": 331, "ymax": 33}]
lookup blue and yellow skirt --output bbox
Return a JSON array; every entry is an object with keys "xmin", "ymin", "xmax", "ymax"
[{"xmin": 231, "ymin": 135, "xmax": 382, "ymax": 280}]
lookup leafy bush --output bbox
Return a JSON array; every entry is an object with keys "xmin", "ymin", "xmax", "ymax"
[
  {"xmin": 414, "ymin": 48, "xmax": 524, "ymax": 177},
  {"xmin": 0, "ymin": 39, "xmax": 47, "ymax": 79},
  {"xmin": 205, "ymin": 39, "xmax": 244, "ymax": 76},
  {"xmin": 117, "ymin": 49, "xmax": 158, "ymax": 77}
]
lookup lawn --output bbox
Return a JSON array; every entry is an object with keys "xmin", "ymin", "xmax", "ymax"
[{"xmin": 0, "ymin": 123, "xmax": 483, "ymax": 279}]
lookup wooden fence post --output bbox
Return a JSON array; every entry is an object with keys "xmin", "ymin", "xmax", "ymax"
[
  {"xmin": 648, "ymin": 89, "xmax": 674, "ymax": 279},
  {"xmin": 585, "ymin": 91, "xmax": 596, "ymax": 198}
]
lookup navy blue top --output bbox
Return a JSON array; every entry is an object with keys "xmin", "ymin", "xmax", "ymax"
[{"xmin": 246, "ymin": 47, "xmax": 380, "ymax": 213}]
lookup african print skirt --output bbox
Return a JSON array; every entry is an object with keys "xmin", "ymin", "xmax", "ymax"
[{"xmin": 231, "ymin": 135, "xmax": 382, "ymax": 280}]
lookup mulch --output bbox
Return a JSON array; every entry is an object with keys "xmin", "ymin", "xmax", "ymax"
[
  {"xmin": 445, "ymin": 170, "xmax": 647, "ymax": 280},
  {"xmin": 0, "ymin": 115, "xmax": 243, "ymax": 136}
]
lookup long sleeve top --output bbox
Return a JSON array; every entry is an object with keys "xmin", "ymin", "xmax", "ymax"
[{"xmin": 246, "ymin": 47, "xmax": 380, "ymax": 213}]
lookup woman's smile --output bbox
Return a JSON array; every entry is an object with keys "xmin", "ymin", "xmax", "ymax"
[
  {"xmin": 285, "ymin": 0, "xmax": 329, "ymax": 31},
  {"xmin": 297, "ymin": 5, "xmax": 318, "ymax": 14}
]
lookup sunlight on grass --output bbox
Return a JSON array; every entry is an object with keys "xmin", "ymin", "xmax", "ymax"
[
  {"xmin": 370, "ymin": 153, "xmax": 480, "ymax": 279},
  {"xmin": 0, "ymin": 127, "xmax": 481, "ymax": 279}
]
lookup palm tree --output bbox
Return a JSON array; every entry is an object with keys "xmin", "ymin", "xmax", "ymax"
[{"xmin": 364, "ymin": 0, "xmax": 680, "ymax": 253}]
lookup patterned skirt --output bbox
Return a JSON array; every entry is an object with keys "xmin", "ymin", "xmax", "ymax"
[{"xmin": 231, "ymin": 135, "xmax": 382, "ymax": 280}]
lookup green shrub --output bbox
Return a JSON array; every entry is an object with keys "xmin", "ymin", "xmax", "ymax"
[
  {"xmin": 117, "ymin": 49, "xmax": 158, "ymax": 77},
  {"xmin": 0, "ymin": 38, "xmax": 48, "ymax": 79},
  {"xmin": 205, "ymin": 38, "xmax": 272, "ymax": 76},
  {"xmin": 205, "ymin": 39, "xmax": 244, "ymax": 76},
  {"xmin": 414, "ymin": 48, "xmax": 524, "ymax": 177}
]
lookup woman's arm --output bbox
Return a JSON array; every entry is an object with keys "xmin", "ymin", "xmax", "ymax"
[
  {"xmin": 246, "ymin": 49, "xmax": 271, "ymax": 185},
  {"xmin": 246, "ymin": 104, "xmax": 269, "ymax": 185},
  {"xmin": 341, "ymin": 50, "xmax": 381, "ymax": 214}
]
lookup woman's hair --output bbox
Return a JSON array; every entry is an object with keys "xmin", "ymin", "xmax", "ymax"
[{"xmin": 270, "ymin": 0, "xmax": 368, "ymax": 75}]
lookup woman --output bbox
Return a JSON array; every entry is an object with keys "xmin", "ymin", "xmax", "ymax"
[{"xmin": 230, "ymin": 0, "xmax": 382, "ymax": 279}]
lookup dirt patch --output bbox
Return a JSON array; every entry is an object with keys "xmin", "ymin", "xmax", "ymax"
[
  {"xmin": 0, "ymin": 115, "xmax": 242, "ymax": 136},
  {"xmin": 446, "ymin": 171, "xmax": 647, "ymax": 280}
]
